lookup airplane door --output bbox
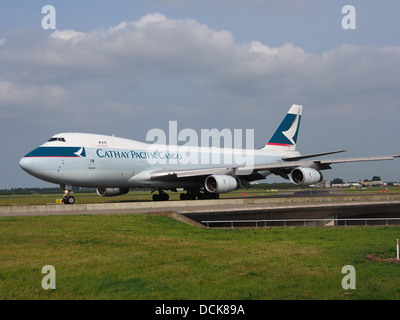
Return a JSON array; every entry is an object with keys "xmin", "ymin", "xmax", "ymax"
[{"xmin": 88, "ymin": 157, "xmax": 95, "ymax": 169}]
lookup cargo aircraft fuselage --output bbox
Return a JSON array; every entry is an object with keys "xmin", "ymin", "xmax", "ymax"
[{"xmin": 20, "ymin": 105, "xmax": 399, "ymax": 204}]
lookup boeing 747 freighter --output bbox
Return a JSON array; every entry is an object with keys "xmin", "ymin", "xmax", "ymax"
[{"xmin": 19, "ymin": 105, "xmax": 399, "ymax": 204}]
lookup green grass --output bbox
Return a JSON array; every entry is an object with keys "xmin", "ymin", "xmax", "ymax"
[{"xmin": 0, "ymin": 214, "xmax": 399, "ymax": 299}]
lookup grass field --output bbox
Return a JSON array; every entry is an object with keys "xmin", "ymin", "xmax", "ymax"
[{"xmin": 1, "ymin": 214, "xmax": 399, "ymax": 300}]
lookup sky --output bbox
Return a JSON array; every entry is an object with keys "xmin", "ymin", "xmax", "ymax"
[{"xmin": 1, "ymin": 0, "xmax": 400, "ymax": 188}]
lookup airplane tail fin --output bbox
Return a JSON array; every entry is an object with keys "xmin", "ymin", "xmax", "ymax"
[{"xmin": 261, "ymin": 104, "xmax": 303, "ymax": 152}]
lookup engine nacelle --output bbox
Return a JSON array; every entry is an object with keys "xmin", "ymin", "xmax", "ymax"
[
  {"xmin": 205, "ymin": 174, "xmax": 240, "ymax": 194},
  {"xmin": 289, "ymin": 167, "xmax": 323, "ymax": 186},
  {"xmin": 96, "ymin": 187, "xmax": 129, "ymax": 197}
]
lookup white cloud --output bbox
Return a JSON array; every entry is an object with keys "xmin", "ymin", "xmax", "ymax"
[
  {"xmin": 0, "ymin": 81, "xmax": 68, "ymax": 106},
  {"xmin": 0, "ymin": 13, "xmax": 399, "ymax": 124},
  {"xmin": 50, "ymin": 29, "xmax": 85, "ymax": 41},
  {"xmin": 135, "ymin": 12, "xmax": 167, "ymax": 27}
]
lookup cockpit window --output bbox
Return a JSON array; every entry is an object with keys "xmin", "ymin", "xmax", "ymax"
[{"xmin": 48, "ymin": 137, "xmax": 66, "ymax": 142}]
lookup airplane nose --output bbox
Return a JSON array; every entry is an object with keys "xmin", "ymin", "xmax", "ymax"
[{"xmin": 19, "ymin": 157, "xmax": 33, "ymax": 172}]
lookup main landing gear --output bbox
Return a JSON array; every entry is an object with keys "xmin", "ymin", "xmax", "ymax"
[
  {"xmin": 61, "ymin": 185, "xmax": 75, "ymax": 204},
  {"xmin": 180, "ymin": 188, "xmax": 219, "ymax": 200},
  {"xmin": 152, "ymin": 188, "xmax": 170, "ymax": 201},
  {"xmin": 151, "ymin": 188, "xmax": 219, "ymax": 201}
]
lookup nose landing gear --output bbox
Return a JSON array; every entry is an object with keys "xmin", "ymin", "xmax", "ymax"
[{"xmin": 61, "ymin": 185, "xmax": 75, "ymax": 204}]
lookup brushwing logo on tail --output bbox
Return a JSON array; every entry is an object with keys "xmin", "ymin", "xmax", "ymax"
[
  {"xmin": 282, "ymin": 112, "xmax": 300, "ymax": 145},
  {"xmin": 266, "ymin": 104, "xmax": 302, "ymax": 148}
]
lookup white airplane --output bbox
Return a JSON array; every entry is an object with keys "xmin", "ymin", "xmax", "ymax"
[{"xmin": 19, "ymin": 104, "xmax": 399, "ymax": 204}]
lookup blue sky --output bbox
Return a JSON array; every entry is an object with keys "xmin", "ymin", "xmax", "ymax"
[
  {"xmin": 2, "ymin": 1, "xmax": 398, "ymax": 52},
  {"xmin": 1, "ymin": 0, "xmax": 400, "ymax": 188}
]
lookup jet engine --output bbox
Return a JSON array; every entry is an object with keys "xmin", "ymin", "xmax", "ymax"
[
  {"xmin": 96, "ymin": 187, "xmax": 130, "ymax": 197},
  {"xmin": 205, "ymin": 175, "xmax": 240, "ymax": 193},
  {"xmin": 289, "ymin": 167, "xmax": 323, "ymax": 186}
]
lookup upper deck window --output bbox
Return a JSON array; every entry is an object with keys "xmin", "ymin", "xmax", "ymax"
[{"xmin": 48, "ymin": 137, "xmax": 66, "ymax": 142}]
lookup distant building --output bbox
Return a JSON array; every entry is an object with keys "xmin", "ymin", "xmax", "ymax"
[
  {"xmin": 350, "ymin": 182, "xmax": 361, "ymax": 187},
  {"xmin": 360, "ymin": 180, "xmax": 386, "ymax": 187},
  {"xmin": 310, "ymin": 181, "xmax": 331, "ymax": 188},
  {"xmin": 331, "ymin": 182, "xmax": 361, "ymax": 188},
  {"xmin": 332, "ymin": 183, "xmax": 350, "ymax": 188}
]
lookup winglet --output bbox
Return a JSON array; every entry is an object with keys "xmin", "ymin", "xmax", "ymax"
[{"xmin": 261, "ymin": 104, "xmax": 303, "ymax": 151}]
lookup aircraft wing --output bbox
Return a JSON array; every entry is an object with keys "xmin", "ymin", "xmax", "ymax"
[
  {"xmin": 250, "ymin": 155, "xmax": 400, "ymax": 171},
  {"xmin": 281, "ymin": 150, "xmax": 347, "ymax": 161},
  {"xmin": 150, "ymin": 166, "xmax": 237, "ymax": 182},
  {"xmin": 150, "ymin": 154, "xmax": 400, "ymax": 182}
]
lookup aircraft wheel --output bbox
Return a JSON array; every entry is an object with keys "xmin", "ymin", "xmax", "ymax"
[
  {"xmin": 153, "ymin": 193, "xmax": 169, "ymax": 201},
  {"xmin": 180, "ymin": 193, "xmax": 196, "ymax": 200},
  {"xmin": 63, "ymin": 196, "xmax": 75, "ymax": 204},
  {"xmin": 180, "ymin": 193, "xmax": 190, "ymax": 200}
]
